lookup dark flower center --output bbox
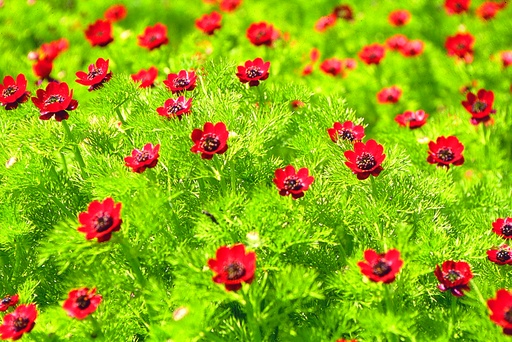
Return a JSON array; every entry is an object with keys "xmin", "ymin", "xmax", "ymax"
[
  {"xmin": 13, "ymin": 317, "xmax": 29, "ymax": 331},
  {"xmin": 338, "ymin": 129, "xmax": 355, "ymax": 141},
  {"xmin": 283, "ymin": 176, "xmax": 303, "ymax": 191},
  {"xmin": 386, "ymin": 94, "xmax": 396, "ymax": 101},
  {"xmin": 136, "ymin": 151, "xmax": 150, "ymax": 162},
  {"xmin": 436, "ymin": 148, "xmax": 454, "ymax": 162},
  {"xmin": 372, "ymin": 260, "xmax": 391, "ymax": 277},
  {"xmin": 471, "ymin": 100, "xmax": 487, "ymax": 113},
  {"xmin": 224, "ymin": 261, "xmax": 246, "ymax": 280},
  {"xmin": 505, "ymin": 308, "xmax": 512, "ymax": 324},
  {"xmin": 444, "ymin": 270, "xmax": 461, "ymax": 282},
  {"xmin": 173, "ymin": 78, "xmax": 189, "ymax": 88},
  {"xmin": 356, "ymin": 152, "xmax": 376, "ymax": 170},
  {"xmin": 168, "ymin": 104, "xmax": 183, "ymax": 114},
  {"xmin": 456, "ymin": 43, "xmax": 468, "ymax": 50},
  {"xmin": 502, "ymin": 224, "xmax": 512, "ymax": 237},
  {"xmin": 45, "ymin": 94, "xmax": 65, "ymax": 105},
  {"xmin": 496, "ymin": 249, "xmax": 511, "ymax": 262},
  {"xmin": 76, "ymin": 295, "xmax": 91, "ymax": 310},
  {"xmin": 87, "ymin": 68, "xmax": 103, "ymax": 80},
  {"xmin": 200, "ymin": 134, "xmax": 220, "ymax": 152},
  {"xmin": 1, "ymin": 296, "xmax": 12, "ymax": 305},
  {"xmin": 93, "ymin": 212, "xmax": 113, "ymax": 233},
  {"xmin": 2, "ymin": 85, "xmax": 18, "ymax": 97},
  {"xmin": 149, "ymin": 35, "xmax": 157, "ymax": 43},
  {"xmin": 246, "ymin": 67, "xmax": 263, "ymax": 79}
]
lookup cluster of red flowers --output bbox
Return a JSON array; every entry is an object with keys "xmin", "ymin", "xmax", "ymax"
[
  {"xmin": 28, "ymin": 38, "xmax": 68, "ymax": 83},
  {"xmin": 314, "ymin": 3, "xmax": 354, "ymax": 32},
  {"xmin": 444, "ymin": 0, "xmax": 507, "ymax": 20}
]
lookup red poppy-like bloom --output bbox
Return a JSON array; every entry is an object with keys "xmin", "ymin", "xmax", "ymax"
[
  {"xmin": 358, "ymin": 249, "xmax": 403, "ymax": 284},
  {"xmin": 196, "ymin": 11, "xmax": 222, "ymax": 35},
  {"xmin": 32, "ymin": 58, "xmax": 53, "ymax": 80},
  {"xmin": 124, "ymin": 143, "xmax": 160, "ymax": 173},
  {"xmin": 333, "ymin": 4, "xmax": 354, "ymax": 21},
  {"xmin": 444, "ymin": 0, "xmax": 471, "ymax": 14},
  {"xmin": 191, "ymin": 122, "xmax": 229, "ymax": 159},
  {"xmin": 445, "ymin": 32, "xmax": 474, "ymax": 63},
  {"xmin": 138, "ymin": 23, "xmax": 169, "ymax": 50},
  {"xmin": 488, "ymin": 244, "xmax": 512, "ymax": 265},
  {"xmin": 488, "ymin": 289, "xmax": 512, "ymax": 335},
  {"xmin": 389, "ymin": 10, "xmax": 410, "ymax": 26},
  {"xmin": 336, "ymin": 339, "xmax": 357, "ymax": 342},
  {"xmin": 315, "ymin": 14, "xmax": 337, "ymax": 32},
  {"xmin": 85, "ymin": 19, "xmax": 113, "ymax": 47},
  {"xmin": 434, "ymin": 260, "xmax": 473, "ymax": 297},
  {"xmin": 236, "ymin": 58, "xmax": 270, "ymax": 87},
  {"xmin": 427, "ymin": 136, "xmax": 464, "ymax": 168},
  {"xmin": 31, "ymin": 82, "xmax": 78, "ymax": 122},
  {"xmin": 395, "ymin": 110, "xmax": 429, "ymax": 129},
  {"xmin": 327, "ymin": 121, "xmax": 365, "ymax": 143},
  {"xmin": 0, "ymin": 74, "xmax": 30, "ymax": 110},
  {"xmin": 63, "ymin": 288, "xmax": 102, "ymax": 320},
  {"xmin": 208, "ymin": 244, "xmax": 256, "ymax": 291},
  {"xmin": 320, "ymin": 58, "xmax": 343, "ymax": 77},
  {"xmin": 476, "ymin": 2, "xmax": 503, "ymax": 20},
  {"xmin": 377, "ymin": 86, "xmax": 402, "ymax": 104},
  {"xmin": 220, "ymin": 0, "xmax": 242, "ymax": 12},
  {"xmin": 399, "ymin": 40, "xmax": 424, "ymax": 57},
  {"xmin": 163, "ymin": 70, "xmax": 197, "ymax": 94},
  {"xmin": 39, "ymin": 38, "xmax": 69, "ymax": 61},
  {"xmin": 0, "ymin": 304, "xmax": 37, "ymax": 340},
  {"xmin": 75, "ymin": 58, "xmax": 112, "ymax": 92},
  {"xmin": 310, "ymin": 48, "xmax": 320, "ymax": 62},
  {"xmin": 77, "ymin": 197, "xmax": 122, "ymax": 243},
  {"xmin": 492, "ymin": 217, "xmax": 512, "ymax": 239},
  {"xmin": 131, "ymin": 67, "xmax": 158, "ymax": 88},
  {"xmin": 273, "ymin": 165, "xmax": 314, "ymax": 200},
  {"xmin": 501, "ymin": 51, "xmax": 512, "ymax": 68},
  {"xmin": 343, "ymin": 58, "xmax": 357, "ymax": 70},
  {"xmin": 246, "ymin": 22, "xmax": 280, "ymax": 47},
  {"xmin": 358, "ymin": 44, "xmax": 386, "ymax": 65},
  {"xmin": 302, "ymin": 64, "xmax": 313, "ymax": 76},
  {"xmin": 344, "ymin": 139, "xmax": 386, "ymax": 180},
  {"xmin": 386, "ymin": 34, "xmax": 408, "ymax": 51},
  {"xmin": 157, "ymin": 96, "xmax": 192, "ymax": 119},
  {"xmin": 104, "ymin": 4, "xmax": 127, "ymax": 22},
  {"xmin": 461, "ymin": 89, "xmax": 495, "ymax": 125},
  {"xmin": 291, "ymin": 100, "xmax": 305, "ymax": 110},
  {"xmin": 0, "ymin": 294, "xmax": 19, "ymax": 312}
]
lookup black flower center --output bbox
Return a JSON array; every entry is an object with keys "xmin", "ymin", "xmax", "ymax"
[
  {"xmin": 456, "ymin": 43, "xmax": 467, "ymax": 50},
  {"xmin": 76, "ymin": 295, "xmax": 91, "ymax": 310},
  {"xmin": 246, "ymin": 67, "xmax": 262, "ymax": 79},
  {"xmin": 13, "ymin": 317, "xmax": 29, "ymax": 332},
  {"xmin": 93, "ymin": 212, "xmax": 113, "ymax": 233},
  {"xmin": 338, "ymin": 129, "xmax": 355, "ymax": 141},
  {"xmin": 136, "ymin": 151, "xmax": 150, "ymax": 162},
  {"xmin": 224, "ymin": 262, "xmax": 246, "ymax": 280},
  {"xmin": 168, "ymin": 104, "xmax": 183, "ymax": 114},
  {"xmin": 1, "ymin": 296, "xmax": 12, "ymax": 305},
  {"xmin": 471, "ymin": 100, "xmax": 487, "ymax": 113},
  {"xmin": 505, "ymin": 308, "xmax": 512, "ymax": 324},
  {"xmin": 87, "ymin": 68, "xmax": 103, "ymax": 80},
  {"xmin": 2, "ymin": 85, "xmax": 18, "ymax": 97},
  {"xmin": 372, "ymin": 260, "xmax": 391, "ymax": 277},
  {"xmin": 444, "ymin": 270, "xmax": 461, "ymax": 282},
  {"xmin": 356, "ymin": 152, "xmax": 376, "ymax": 170},
  {"xmin": 173, "ymin": 78, "xmax": 189, "ymax": 88},
  {"xmin": 502, "ymin": 224, "xmax": 512, "ymax": 237},
  {"xmin": 200, "ymin": 134, "xmax": 220, "ymax": 152},
  {"xmin": 436, "ymin": 148, "xmax": 454, "ymax": 162},
  {"xmin": 45, "ymin": 94, "xmax": 65, "ymax": 105},
  {"xmin": 496, "ymin": 249, "xmax": 511, "ymax": 262},
  {"xmin": 283, "ymin": 176, "xmax": 303, "ymax": 191}
]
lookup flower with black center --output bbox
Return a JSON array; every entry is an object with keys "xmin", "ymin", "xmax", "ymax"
[
  {"xmin": 358, "ymin": 44, "xmax": 386, "ymax": 65},
  {"xmin": 434, "ymin": 260, "xmax": 473, "ymax": 297},
  {"xmin": 488, "ymin": 244, "xmax": 512, "ymax": 265},
  {"xmin": 131, "ymin": 67, "xmax": 158, "ymax": 88},
  {"xmin": 0, "ymin": 74, "xmax": 30, "ymax": 110},
  {"xmin": 163, "ymin": 70, "xmax": 197, "ymax": 94},
  {"xmin": 157, "ymin": 96, "xmax": 192, "ymax": 119},
  {"xmin": 75, "ymin": 58, "xmax": 112, "ymax": 92},
  {"xmin": 124, "ymin": 143, "xmax": 160, "ymax": 173},
  {"xmin": 488, "ymin": 289, "xmax": 512, "ymax": 335},
  {"xmin": 445, "ymin": 32, "xmax": 474, "ymax": 63},
  {"xmin": 320, "ymin": 58, "xmax": 343, "ymax": 77},
  {"xmin": 220, "ymin": 0, "xmax": 242, "ymax": 12},
  {"xmin": 461, "ymin": 88, "xmax": 495, "ymax": 125},
  {"xmin": 246, "ymin": 22, "xmax": 280, "ymax": 47},
  {"xmin": 377, "ymin": 86, "xmax": 402, "ymax": 104},
  {"xmin": 395, "ymin": 110, "xmax": 429, "ymax": 129},
  {"xmin": 444, "ymin": 0, "xmax": 470, "ymax": 14},
  {"xmin": 0, "ymin": 304, "xmax": 37, "ymax": 340},
  {"xmin": 195, "ymin": 11, "xmax": 222, "ymax": 35},
  {"xmin": 386, "ymin": 34, "xmax": 408, "ymax": 51},
  {"xmin": 63, "ymin": 288, "xmax": 102, "ymax": 320},
  {"xmin": 0, "ymin": 294, "xmax": 19, "ymax": 312},
  {"xmin": 327, "ymin": 121, "xmax": 365, "ymax": 143},
  {"xmin": 137, "ymin": 23, "xmax": 169, "ymax": 50},
  {"xmin": 344, "ymin": 139, "xmax": 386, "ymax": 180},
  {"xmin": 427, "ymin": 136, "xmax": 464, "ymax": 168},
  {"xmin": 476, "ymin": 1, "xmax": 505, "ymax": 20},
  {"xmin": 501, "ymin": 51, "xmax": 512, "ymax": 68},
  {"xmin": 31, "ymin": 81, "xmax": 78, "ymax": 122},
  {"xmin": 358, "ymin": 249, "xmax": 403, "ymax": 284},
  {"xmin": 332, "ymin": 4, "xmax": 354, "ymax": 21},
  {"xmin": 315, "ymin": 14, "xmax": 337, "ymax": 32},
  {"xmin": 85, "ymin": 19, "xmax": 113, "ymax": 47},
  {"xmin": 236, "ymin": 58, "xmax": 270, "ymax": 87},
  {"xmin": 208, "ymin": 244, "xmax": 256, "ymax": 291},
  {"xmin": 104, "ymin": 4, "xmax": 127, "ymax": 22},
  {"xmin": 77, "ymin": 197, "xmax": 122, "ymax": 243},
  {"xmin": 399, "ymin": 40, "xmax": 424, "ymax": 57},
  {"xmin": 493, "ymin": 217, "xmax": 512, "ymax": 239},
  {"xmin": 389, "ymin": 9, "xmax": 410, "ymax": 26},
  {"xmin": 190, "ymin": 122, "xmax": 229, "ymax": 159},
  {"xmin": 273, "ymin": 165, "xmax": 314, "ymax": 200}
]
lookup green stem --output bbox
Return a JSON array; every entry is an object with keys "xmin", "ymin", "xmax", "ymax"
[
  {"xmin": 61, "ymin": 120, "xmax": 87, "ymax": 177},
  {"xmin": 242, "ymin": 288, "xmax": 262, "ymax": 342},
  {"xmin": 88, "ymin": 315, "xmax": 104, "ymax": 339},
  {"xmin": 384, "ymin": 285, "xmax": 398, "ymax": 342},
  {"xmin": 117, "ymin": 235, "xmax": 147, "ymax": 288},
  {"xmin": 446, "ymin": 294, "xmax": 457, "ymax": 339}
]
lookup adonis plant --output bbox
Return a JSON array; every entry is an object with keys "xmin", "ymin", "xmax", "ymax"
[{"xmin": 0, "ymin": 0, "xmax": 511, "ymax": 341}]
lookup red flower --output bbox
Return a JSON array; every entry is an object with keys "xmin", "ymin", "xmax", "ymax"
[
  {"xmin": 32, "ymin": 58, "xmax": 53, "ymax": 80},
  {"xmin": 333, "ymin": 4, "xmax": 354, "ymax": 21},
  {"xmin": 310, "ymin": 48, "xmax": 320, "ymax": 62},
  {"xmin": 137, "ymin": 23, "xmax": 169, "ymax": 50},
  {"xmin": 315, "ymin": 14, "xmax": 337, "ymax": 32},
  {"xmin": 196, "ymin": 11, "xmax": 222, "ymax": 35},
  {"xmin": 0, "ymin": 74, "xmax": 30, "ymax": 110},
  {"xmin": 220, "ymin": 0, "xmax": 242, "ymax": 12},
  {"xmin": 461, "ymin": 89, "xmax": 495, "ymax": 125},
  {"xmin": 434, "ymin": 260, "xmax": 473, "ymax": 297},
  {"xmin": 131, "ymin": 67, "xmax": 158, "ymax": 88},
  {"xmin": 320, "ymin": 58, "xmax": 343, "ymax": 77},
  {"xmin": 208, "ymin": 244, "xmax": 256, "ymax": 291},
  {"xmin": 343, "ymin": 58, "xmax": 357, "ymax": 70},
  {"xmin": 236, "ymin": 58, "xmax": 270, "ymax": 87},
  {"xmin": 358, "ymin": 249, "xmax": 403, "ymax": 284},
  {"xmin": 31, "ymin": 82, "xmax": 78, "ymax": 122},
  {"xmin": 124, "ymin": 143, "xmax": 160, "ymax": 173},
  {"xmin": 388, "ymin": 10, "xmax": 410, "ymax": 26},
  {"xmin": 358, "ymin": 44, "xmax": 386, "ymax": 65},
  {"xmin": 104, "ymin": 4, "xmax": 127, "ymax": 22},
  {"xmin": 327, "ymin": 121, "xmax": 365, "ymax": 143},
  {"xmin": 85, "ymin": 19, "xmax": 113, "ymax": 47},
  {"xmin": 0, "ymin": 294, "xmax": 19, "ymax": 312},
  {"xmin": 488, "ymin": 244, "xmax": 512, "ymax": 265},
  {"xmin": 291, "ymin": 100, "xmax": 305, "ymax": 110},
  {"xmin": 63, "ymin": 288, "xmax": 102, "ymax": 320},
  {"xmin": 386, "ymin": 34, "xmax": 408, "ymax": 51},
  {"xmin": 444, "ymin": 0, "xmax": 471, "ymax": 14},
  {"xmin": 399, "ymin": 40, "xmax": 424, "ymax": 57},
  {"xmin": 377, "ymin": 86, "xmax": 402, "ymax": 104},
  {"xmin": 39, "ymin": 38, "xmax": 69, "ymax": 61},
  {"xmin": 395, "ymin": 110, "xmax": 429, "ymax": 129},
  {"xmin": 427, "ymin": 136, "xmax": 464, "ymax": 168},
  {"xmin": 501, "ymin": 51, "xmax": 512, "ymax": 68},
  {"xmin": 488, "ymin": 289, "xmax": 512, "ymax": 335},
  {"xmin": 156, "ymin": 96, "xmax": 192, "ymax": 119},
  {"xmin": 301, "ymin": 64, "xmax": 313, "ymax": 76},
  {"xmin": 77, "ymin": 197, "xmax": 122, "ymax": 243},
  {"xmin": 273, "ymin": 165, "xmax": 314, "ymax": 200},
  {"xmin": 0, "ymin": 304, "xmax": 37, "ymax": 340},
  {"xmin": 75, "ymin": 58, "xmax": 112, "ymax": 91},
  {"xmin": 336, "ymin": 340, "xmax": 357, "ymax": 342},
  {"xmin": 344, "ymin": 139, "xmax": 386, "ymax": 180},
  {"xmin": 163, "ymin": 70, "xmax": 197, "ymax": 94},
  {"xmin": 492, "ymin": 217, "xmax": 512, "ymax": 239},
  {"xmin": 190, "ymin": 122, "xmax": 229, "ymax": 159},
  {"xmin": 476, "ymin": 2, "xmax": 502, "ymax": 20},
  {"xmin": 246, "ymin": 22, "xmax": 280, "ymax": 47},
  {"xmin": 445, "ymin": 32, "xmax": 474, "ymax": 63}
]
